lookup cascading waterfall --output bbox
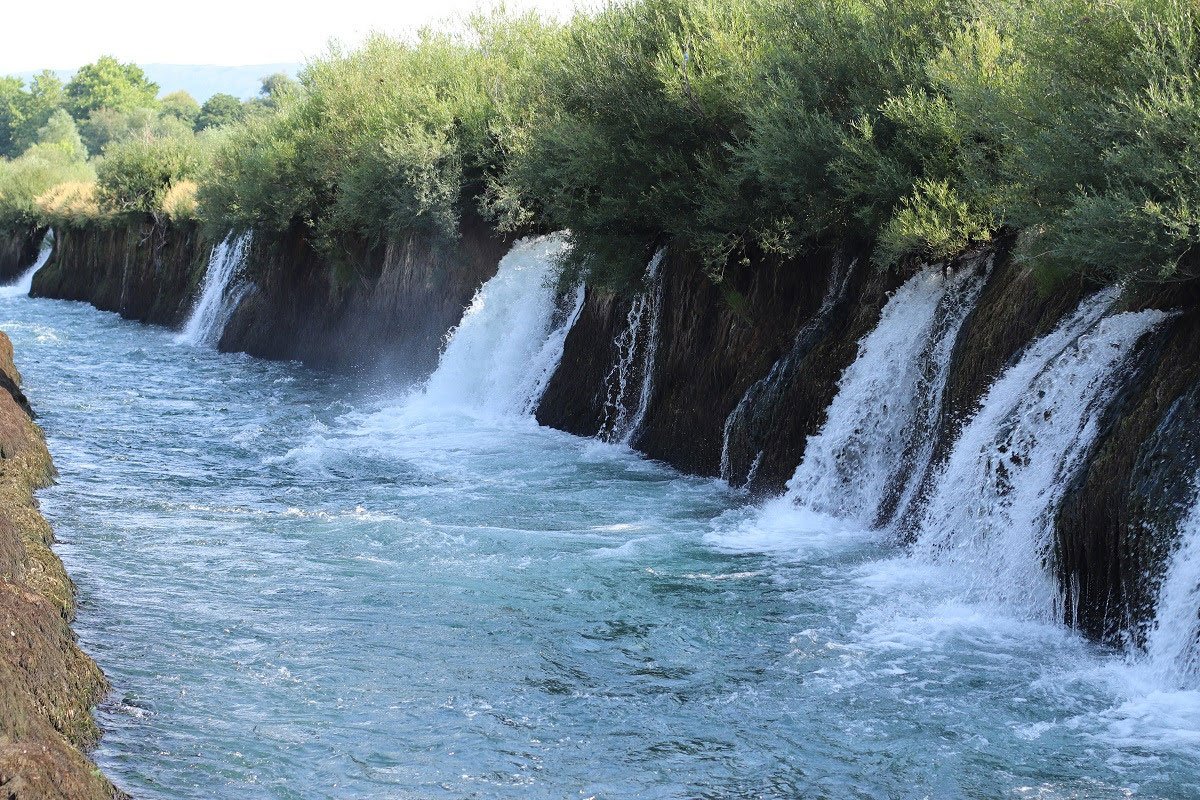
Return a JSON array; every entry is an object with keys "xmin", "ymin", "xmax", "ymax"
[
  {"xmin": 0, "ymin": 236, "xmax": 52, "ymax": 298},
  {"xmin": 598, "ymin": 248, "xmax": 665, "ymax": 445},
  {"xmin": 781, "ymin": 265, "xmax": 985, "ymax": 526},
  {"xmin": 719, "ymin": 254, "xmax": 856, "ymax": 486},
  {"xmin": 911, "ymin": 287, "xmax": 1168, "ymax": 618},
  {"xmin": 177, "ymin": 232, "xmax": 252, "ymax": 347},
  {"xmin": 421, "ymin": 233, "xmax": 584, "ymax": 416},
  {"xmin": 1143, "ymin": 482, "xmax": 1200, "ymax": 688}
]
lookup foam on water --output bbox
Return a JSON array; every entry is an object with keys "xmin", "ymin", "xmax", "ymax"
[
  {"xmin": 2, "ymin": 258, "xmax": 1198, "ymax": 797},
  {"xmin": 1141, "ymin": 478, "xmax": 1200, "ymax": 688}
]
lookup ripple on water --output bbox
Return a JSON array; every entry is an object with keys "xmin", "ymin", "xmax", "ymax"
[{"xmin": 0, "ymin": 293, "xmax": 1196, "ymax": 799}]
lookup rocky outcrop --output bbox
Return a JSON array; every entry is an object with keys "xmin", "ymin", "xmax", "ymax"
[
  {"xmin": 220, "ymin": 214, "xmax": 509, "ymax": 376},
  {"xmin": 31, "ymin": 219, "xmax": 209, "ymax": 327},
  {"xmin": 0, "ymin": 226, "xmax": 47, "ymax": 284},
  {"xmin": 0, "ymin": 331, "xmax": 123, "ymax": 800}
]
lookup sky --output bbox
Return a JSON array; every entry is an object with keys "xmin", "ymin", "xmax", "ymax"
[{"xmin": 0, "ymin": 0, "xmax": 583, "ymax": 73}]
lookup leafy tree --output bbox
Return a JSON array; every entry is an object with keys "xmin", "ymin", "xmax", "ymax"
[
  {"xmin": 160, "ymin": 90, "xmax": 201, "ymax": 127},
  {"xmin": 12, "ymin": 71, "xmax": 67, "ymax": 154},
  {"xmin": 260, "ymin": 72, "xmax": 297, "ymax": 104},
  {"xmin": 0, "ymin": 77, "xmax": 24, "ymax": 158},
  {"xmin": 65, "ymin": 56, "xmax": 158, "ymax": 119},
  {"xmin": 96, "ymin": 134, "xmax": 209, "ymax": 216},
  {"xmin": 35, "ymin": 109, "xmax": 87, "ymax": 161},
  {"xmin": 195, "ymin": 93, "xmax": 245, "ymax": 130}
]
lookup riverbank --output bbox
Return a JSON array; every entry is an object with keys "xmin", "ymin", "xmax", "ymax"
[{"xmin": 0, "ymin": 330, "xmax": 120, "ymax": 799}]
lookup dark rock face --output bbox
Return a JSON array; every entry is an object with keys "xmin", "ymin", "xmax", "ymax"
[
  {"xmin": 31, "ymin": 220, "xmax": 208, "ymax": 326},
  {"xmin": 535, "ymin": 289, "xmax": 629, "ymax": 437},
  {"xmin": 1057, "ymin": 299, "xmax": 1200, "ymax": 646},
  {"xmin": 220, "ymin": 215, "xmax": 509, "ymax": 377},
  {"xmin": 0, "ymin": 225, "xmax": 47, "ymax": 284},
  {"xmin": 537, "ymin": 242, "xmax": 901, "ymax": 491}
]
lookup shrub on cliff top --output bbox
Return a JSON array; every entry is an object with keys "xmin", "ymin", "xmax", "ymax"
[
  {"xmin": 200, "ymin": 25, "xmax": 522, "ymax": 249},
  {"xmin": 491, "ymin": 0, "xmax": 763, "ymax": 288},
  {"xmin": 96, "ymin": 134, "xmax": 211, "ymax": 218}
]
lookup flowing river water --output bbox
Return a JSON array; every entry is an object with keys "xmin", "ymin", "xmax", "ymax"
[{"xmin": 2, "ymin": 247, "xmax": 1200, "ymax": 798}]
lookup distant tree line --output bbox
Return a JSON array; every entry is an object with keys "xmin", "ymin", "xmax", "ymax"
[{"xmin": 2, "ymin": 0, "xmax": 1197, "ymax": 290}]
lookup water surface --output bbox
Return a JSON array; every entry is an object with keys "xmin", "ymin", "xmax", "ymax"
[{"xmin": 3, "ymin": 292, "xmax": 1198, "ymax": 799}]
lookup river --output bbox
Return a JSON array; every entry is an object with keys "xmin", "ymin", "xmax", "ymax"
[{"xmin": 1, "ymin": 252, "xmax": 1198, "ymax": 798}]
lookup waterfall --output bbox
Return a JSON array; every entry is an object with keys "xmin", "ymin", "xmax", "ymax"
[
  {"xmin": 177, "ymin": 232, "xmax": 252, "ymax": 347},
  {"xmin": 781, "ymin": 265, "xmax": 986, "ymax": 526},
  {"xmin": 598, "ymin": 248, "xmax": 665, "ymax": 445},
  {"xmin": 719, "ymin": 254, "xmax": 856, "ymax": 486},
  {"xmin": 1143, "ymin": 482, "xmax": 1200, "ymax": 688},
  {"xmin": 0, "ymin": 236, "xmax": 52, "ymax": 298},
  {"xmin": 421, "ymin": 233, "xmax": 583, "ymax": 416},
  {"xmin": 911, "ymin": 287, "xmax": 1168, "ymax": 618}
]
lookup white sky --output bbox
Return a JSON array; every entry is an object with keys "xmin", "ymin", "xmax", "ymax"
[{"xmin": 0, "ymin": 0, "xmax": 583, "ymax": 73}]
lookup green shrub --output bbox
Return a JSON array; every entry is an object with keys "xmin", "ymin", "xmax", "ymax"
[{"xmin": 95, "ymin": 134, "xmax": 211, "ymax": 217}]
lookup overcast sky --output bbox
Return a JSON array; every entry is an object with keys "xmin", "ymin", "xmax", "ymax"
[{"xmin": 1, "ymin": 0, "xmax": 583, "ymax": 73}]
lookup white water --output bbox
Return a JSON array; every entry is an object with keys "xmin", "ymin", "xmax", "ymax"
[
  {"xmin": 783, "ymin": 266, "xmax": 985, "ymax": 525},
  {"xmin": 599, "ymin": 248, "xmax": 665, "ymax": 444},
  {"xmin": 0, "ymin": 237, "xmax": 51, "ymax": 298},
  {"xmin": 177, "ymin": 232, "xmax": 252, "ymax": 347},
  {"xmin": 421, "ymin": 233, "xmax": 583, "ymax": 417},
  {"xmin": 912, "ymin": 288, "xmax": 1168, "ymax": 618},
  {"xmin": 1144, "ymin": 481, "xmax": 1200, "ymax": 688}
]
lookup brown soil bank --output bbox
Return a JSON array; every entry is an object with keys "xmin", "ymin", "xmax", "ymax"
[{"xmin": 0, "ymin": 332, "xmax": 122, "ymax": 798}]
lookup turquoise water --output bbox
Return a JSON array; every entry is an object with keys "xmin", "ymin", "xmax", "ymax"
[{"xmin": 3, "ymin": 291, "xmax": 1199, "ymax": 799}]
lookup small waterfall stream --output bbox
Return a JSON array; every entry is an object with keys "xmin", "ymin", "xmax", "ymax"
[
  {"xmin": 719, "ymin": 253, "xmax": 856, "ymax": 486},
  {"xmin": 177, "ymin": 232, "xmax": 252, "ymax": 347},
  {"xmin": 598, "ymin": 249, "xmax": 665, "ymax": 445},
  {"xmin": 1144, "ymin": 482, "xmax": 1200, "ymax": 688},
  {"xmin": 911, "ymin": 288, "xmax": 1168, "ymax": 618},
  {"xmin": 421, "ymin": 233, "xmax": 584, "ymax": 416},
  {"xmin": 782, "ymin": 265, "xmax": 985, "ymax": 525},
  {"xmin": 0, "ymin": 236, "xmax": 52, "ymax": 298}
]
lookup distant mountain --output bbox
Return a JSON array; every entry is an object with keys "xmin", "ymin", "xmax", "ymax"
[{"xmin": 13, "ymin": 63, "xmax": 301, "ymax": 102}]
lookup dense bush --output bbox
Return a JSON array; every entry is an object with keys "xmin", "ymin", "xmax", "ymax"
[
  {"xmin": 95, "ymin": 134, "xmax": 212, "ymax": 217},
  {"xmin": 0, "ymin": 112, "xmax": 93, "ymax": 228},
  {"xmin": 2, "ymin": 0, "xmax": 1199, "ymax": 288}
]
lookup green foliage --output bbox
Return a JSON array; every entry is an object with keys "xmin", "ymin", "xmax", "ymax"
[
  {"xmin": 36, "ymin": 110, "xmax": 88, "ymax": 162},
  {"xmin": 65, "ymin": 56, "xmax": 158, "ymax": 118},
  {"xmin": 0, "ymin": 141, "xmax": 93, "ymax": 228},
  {"xmin": 200, "ymin": 27, "xmax": 518, "ymax": 247},
  {"xmin": 3, "ymin": 0, "xmax": 1200, "ymax": 289},
  {"xmin": 95, "ymin": 134, "xmax": 211, "ymax": 217},
  {"xmin": 161, "ymin": 91, "xmax": 202, "ymax": 127},
  {"xmin": 494, "ymin": 0, "xmax": 762, "ymax": 286},
  {"xmin": 196, "ymin": 93, "xmax": 245, "ymax": 131}
]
